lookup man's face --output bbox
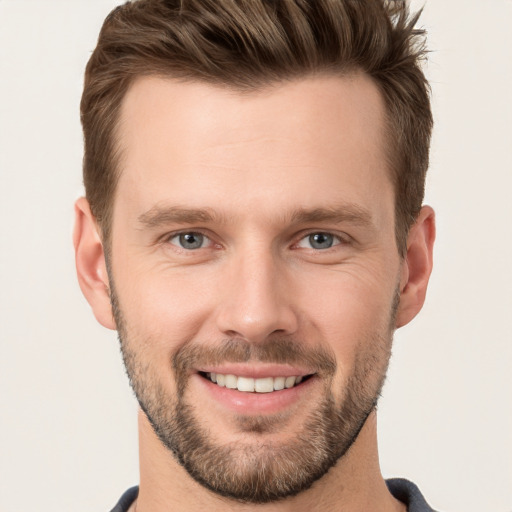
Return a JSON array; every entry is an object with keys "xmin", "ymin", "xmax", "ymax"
[{"xmin": 108, "ymin": 74, "xmax": 403, "ymax": 502}]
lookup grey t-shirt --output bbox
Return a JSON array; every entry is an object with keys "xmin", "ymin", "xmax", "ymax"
[{"xmin": 109, "ymin": 479, "xmax": 438, "ymax": 511}]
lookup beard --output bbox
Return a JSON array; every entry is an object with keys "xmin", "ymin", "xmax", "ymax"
[{"xmin": 110, "ymin": 283, "xmax": 397, "ymax": 504}]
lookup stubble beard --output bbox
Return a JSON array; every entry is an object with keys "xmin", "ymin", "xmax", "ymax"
[{"xmin": 110, "ymin": 284, "xmax": 397, "ymax": 504}]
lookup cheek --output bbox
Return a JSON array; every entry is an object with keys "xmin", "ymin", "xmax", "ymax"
[
  {"xmin": 298, "ymin": 262, "xmax": 397, "ymax": 333},
  {"xmin": 294, "ymin": 264, "xmax": 397, "ymax": 383},
  {"xmin": 112, "ymin": 262, "xmax": 221, "ymax": 353}
]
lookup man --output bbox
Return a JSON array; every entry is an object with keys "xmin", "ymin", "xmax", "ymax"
[{"xmin": 73, "ymin": 0, "xmax": 436, "ymax": 510}]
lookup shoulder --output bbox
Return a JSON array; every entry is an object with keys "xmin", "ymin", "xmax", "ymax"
[
  {"xmin": 386, "ymin": 478, "xmax": 439, "ymax": 512},
  {"xmin": 109, "ymin": 486, "xmax": 139, "ymax": 512}
]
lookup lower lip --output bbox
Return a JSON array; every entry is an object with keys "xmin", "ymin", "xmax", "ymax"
[{"xmin": 193, "ymin": 373, "xmax": 318, "ymax": 415}]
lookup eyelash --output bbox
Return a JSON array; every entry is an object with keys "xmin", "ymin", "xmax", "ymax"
[
  {"xmin": 162, "ymin": 229, "xmax": 351, "ymax": 252},
  {"xmin": 164, "ymin": 231, "xmax": 215, "ymax": 251},
  {"xmin": 294, "ymin": 231, "xmax": 349, "ymax": 250}
]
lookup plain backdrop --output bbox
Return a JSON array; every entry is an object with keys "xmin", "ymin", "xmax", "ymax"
[{"xmin": 0, "ymin": 1, "xmax": 511, "ymax": 511}]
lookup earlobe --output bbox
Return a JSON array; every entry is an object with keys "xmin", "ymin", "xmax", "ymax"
[
  {"xmin": 73, "ymin": 197, "xmax": 116, "ymax": 330},
  {"xmin": 395, "ymin": 206, "xmax": 436, "ymax": 328}
]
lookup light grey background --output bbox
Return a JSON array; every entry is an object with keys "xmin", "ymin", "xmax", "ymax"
[{"xmin": 0, "ymin": 1, "xmax": 511, "ymax": 511}]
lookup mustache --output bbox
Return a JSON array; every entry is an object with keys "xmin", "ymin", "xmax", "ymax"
[{"xmin": 172, "ymin": 337, "xmax": 337, "ymax": 378}]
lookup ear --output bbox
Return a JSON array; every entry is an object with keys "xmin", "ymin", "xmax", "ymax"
[
  {"xmin": 395, "ymin": 205, "xmax": 436, "ymax": 328},
  {"xmin": 73, "ymin": 197, "xmax": 116, "ymax": 330}
]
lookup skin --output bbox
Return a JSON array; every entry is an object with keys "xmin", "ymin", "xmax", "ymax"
[{"xmin": 74, "ymin": 74, "xmax": 435, "ymax": 512}]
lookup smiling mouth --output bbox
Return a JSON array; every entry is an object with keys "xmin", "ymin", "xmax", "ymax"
[{"xmin": 199, "ymin": 372, "xmax": 313, "ymax": 393}]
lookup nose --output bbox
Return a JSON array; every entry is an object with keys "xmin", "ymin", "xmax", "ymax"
[{"xmin": 215, "ymin": 249, "xmax": 299, "ymax": 343}]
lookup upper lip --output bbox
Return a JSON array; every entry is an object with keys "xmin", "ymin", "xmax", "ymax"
[{"xmin": 196, "ymin": 363, "xmax": 314, "ymax": 379}]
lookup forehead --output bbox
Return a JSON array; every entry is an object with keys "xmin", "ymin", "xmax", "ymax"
[{"xmin": 114, "ymin": 74, "xmax": 392, "ymax": 226}]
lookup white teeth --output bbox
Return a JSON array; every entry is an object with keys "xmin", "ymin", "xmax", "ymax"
[
  {"xmin": 237, "ymin": 376, "xmax": 255, "ymax": 392},
  {"xmin": 206, "ymin": 373, "xmax": 307, "ymax": 393},
  {"xmin": 225, "ymin": 374, "xmax": 237, "ymax": 389},
  {"xmin": 273, "ymin": 376, "xmax": 285, "ymax": 391},
  {"xmin": 255, "ymin": 377, "xmax": 274, "ymax": 393},
  {"xmin": 285, "ymin": 376, "xmax": 296, "ymax": 389}
]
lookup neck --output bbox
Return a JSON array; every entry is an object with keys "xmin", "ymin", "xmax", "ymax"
[{"xmin": 134, "ymin": 410, "xmax": 405, "ymax": 512}]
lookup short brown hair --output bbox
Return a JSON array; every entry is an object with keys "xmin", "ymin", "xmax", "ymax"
[{"xmin": 81, "ymin": 0, "xmax": 432, "ymax": 255}]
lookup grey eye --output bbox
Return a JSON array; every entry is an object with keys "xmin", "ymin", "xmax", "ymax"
[
  {"xmin": 170, "ymin": 232, "xmax": 207, "ymax": 250},
  {"xmin": 309, "ymin": 233, "xmax": 334, "ymax": 249},
  {"xmin": 297, "ymin": 232, "xmax": 339, "ymax": 250}
]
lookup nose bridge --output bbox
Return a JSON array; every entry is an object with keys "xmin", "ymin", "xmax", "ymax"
[{"xmin": 215, "ymin": 240, "xmax": 298, "ymax": 342}]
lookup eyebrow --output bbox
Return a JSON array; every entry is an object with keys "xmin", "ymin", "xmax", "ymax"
[
  {"xmin": 289, "ymin": 204, "xmax": 374, "ymax": 228},
  {"xmin": 137, "ymin": 206, "xmax": 220, "ymax": 228},
  {"xmin": 137, "ymin": 203, "xmax": 374, "ymax": 229}
]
